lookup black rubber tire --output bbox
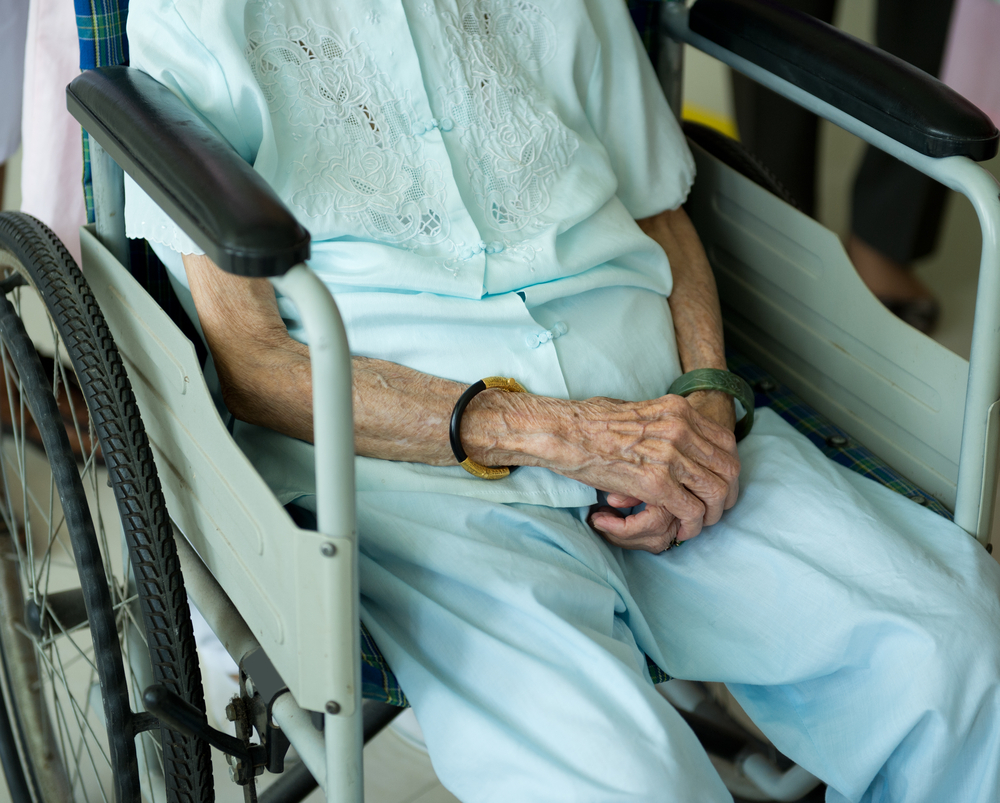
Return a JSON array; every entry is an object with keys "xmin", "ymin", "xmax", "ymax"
[
  {"xmin": 0, "ymin": 211, "xmax": 214, "ymax": 802},
  {"xmin": 682, "ymin": 120, "xmax": 801, "ymax": 210}
]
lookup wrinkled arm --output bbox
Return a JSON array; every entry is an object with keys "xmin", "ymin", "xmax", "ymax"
[
  {"xmin": 589, "ymin": 207, "xmax": 741, "ymax": 549},
  {"xmin": 183, "ymin": 253, "xmax": 474, "ymax": 465},
  {"xmin": 182, "ymin": 225, "xmax": 739, "ymax": 552},
  {"xmin": 639, "ymin": 207, "xmax": 735, "ymax": 431}
]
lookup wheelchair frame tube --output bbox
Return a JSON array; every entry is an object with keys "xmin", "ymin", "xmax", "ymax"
[
  {"xmin": 175, "ymin": 531, "xmax": 331, "ymax": 794},
  {"xmin": 89, "ymin": 136, "xmax": 130, "ymax": 271},
  {"xmin": 656, "ymin": 1, "xmax": 685, "ymax": 117},
  {"xmin": 174, "ymin": 528, "xmax": 259, "ymax": 667},
  {"xmin": 271, "ymin": 265, "xmax": 363, "ymax": 803},
  {"xmin": 665, "ymin": 5, "xmax": 1000, "ymax": 544}
]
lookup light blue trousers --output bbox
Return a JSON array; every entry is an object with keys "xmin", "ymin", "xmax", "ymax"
[{"xmin": 357, "ymin": 410, "xmax": 1000, "ymax": 802}]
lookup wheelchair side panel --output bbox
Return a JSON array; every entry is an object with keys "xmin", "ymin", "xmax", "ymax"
[
  {"xmin": 687, "ymin": 145, "xmax": 971, "ymax": 511},
  {"xmin": 79, "ymin": 226, "xmax": 352, "ymax": 714}
]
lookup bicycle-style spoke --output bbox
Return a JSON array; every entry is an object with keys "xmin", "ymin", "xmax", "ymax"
[
  {"xmin": 25, "ymin": 587, "xmax": 141, "ymax": 663},
  {"xmin": 39, "ymin": 461, "xmax": 59, "ymax": 636},
  {"xmin": 43, "ymin": 644, "xmax": 113, "ymax": 801},
  {"xmin": 36, "ymin": 646, "xmax": 107, "ymax": 803},
  {"xmin": 65, "ymin": 665, "xmax": 103, "ymax": 803},
  {"xmin": 37, "ymin": 613, "xmax": 100, "ymax": 679},
  {"xmin": 114, "ymin": 591, "xmax": 147, "ymax": 650},
  {"xmin": 0, "ymin": 445, "xmax": 83, "ymax": 583},
  {"xmin": 49, "ymin": 351, "xmax": 116, "ymax": 592},
  {"xmin": 43, "ymin": 638, "xmax": 76, "ymax": 792},
  {"xmin": 24, "ymin": 617, "xmax": 91, "ymax": 653}
]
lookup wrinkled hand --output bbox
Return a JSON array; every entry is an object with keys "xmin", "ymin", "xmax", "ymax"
[{"xmin": 584, "ymin": 390, "xmax": 740, "ymax": 553}]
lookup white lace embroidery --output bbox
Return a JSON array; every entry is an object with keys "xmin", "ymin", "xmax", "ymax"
[
  {"xmin": 441, "ymin": 0, "xmax": 578, "ymax": 235},
  {"xmin": 125, "ymin": 178, "xmax": 204, "ymax": 255},
  {"xmin": 245, "ymin": 2, "xmax": 450, "ymax": 245}
]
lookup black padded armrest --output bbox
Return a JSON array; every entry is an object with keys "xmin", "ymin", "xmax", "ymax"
[
  {"xmin": 688, "ymin": 0, "xmax": 999, "ymax": 162},
  {"xmin": 67, "ymin": 66, "xmax": 310, "ymax": 277}
]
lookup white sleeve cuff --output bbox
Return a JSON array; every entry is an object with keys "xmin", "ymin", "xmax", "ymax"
[{"xmin": 123, "ymin": 174, "xmax": 205, "ymax": 256}]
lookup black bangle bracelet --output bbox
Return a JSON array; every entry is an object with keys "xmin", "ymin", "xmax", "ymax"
[{"xmin": 450, "ymin": 376, "xmax": 526, "ymax": 480}]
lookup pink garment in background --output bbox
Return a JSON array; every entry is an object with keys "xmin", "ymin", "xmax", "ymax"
[
  {"xmin": 20, "ymin": 0, "xmax": 87, "ymax": 265},
  {"xmin": 0, "ymin": 0, "xmax": 29, "ymax": 165},
  {"xmin": 941, "ymin": 0, "xmax": 1000, "ymax": 130}
]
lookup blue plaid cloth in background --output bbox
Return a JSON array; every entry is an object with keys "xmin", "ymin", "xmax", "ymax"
[
  {"xmin": 75, "ymin": 0, "xmax": 206, "ymax": 363},
  {"xmin": 76, "ymin": 0, "xmax": 130, "ymax": 226},
  {"xmin": 727, "ymin": 350, "xmax": 952, "ymax": 520},
  {"xmin": 75, "ymin": 0, "xmax": 129, "ymax": 70},
  {"xmin": 72, "ymin": 0, "xmax": 951, "ymax": 710}
]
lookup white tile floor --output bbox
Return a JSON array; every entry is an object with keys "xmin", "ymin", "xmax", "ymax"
[{"xmin": 2, "ymin": 7, "xmax": 999, "ymax": 797}]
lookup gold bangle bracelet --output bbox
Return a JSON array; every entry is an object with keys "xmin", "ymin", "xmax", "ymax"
[{"xmin": 449, "ymin": 376, "xmax": 526, "ymax": 479}]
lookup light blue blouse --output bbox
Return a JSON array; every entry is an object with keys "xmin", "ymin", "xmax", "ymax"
[{"xmin": 124, "ymin": 0, "xmax": 695, "ymax": 507}]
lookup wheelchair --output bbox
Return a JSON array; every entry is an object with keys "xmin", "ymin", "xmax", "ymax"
[{"xmin": 0, "ymin": 0, "xmax": 996, "ymax": 801}]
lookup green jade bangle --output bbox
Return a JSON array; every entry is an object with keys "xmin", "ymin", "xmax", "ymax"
[{"xmin": 667, "ymin": 368, "xmax": 755, "ymax": 441}]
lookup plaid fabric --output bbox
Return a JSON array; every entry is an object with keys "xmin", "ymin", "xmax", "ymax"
[
  {"xmin": 81, "ymin": 130, "xmax": 94, "ymax": 227},
  {"xmin": 361, "ymin": 623, "xmax": 667, "ymax": 710},
  {"xmin": 77, "ymin": 0, "xmax": 130, "ymax": 226},
  {"xmin": 75, "ymin": 0, "xmax": 129, "ymax": 71},
  {"xmin": 727, "ymin": 349, "xmax": 953, "ymax": 519},
  {"xmin": 76, "ymin": 0, "xmax": 196, "ymax": 339},
  {"xmin": 361, "ymin": 623, "xmax": 409, "ymax": 707}
]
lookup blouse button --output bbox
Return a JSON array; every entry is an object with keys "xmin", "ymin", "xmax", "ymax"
[
  {"xmin": 525, "ymin": 323, "xmax": 568, "ymax": 349},
  {"xmin": 439, "ymin": 117, "xmax": 454, "ymax": 132}
]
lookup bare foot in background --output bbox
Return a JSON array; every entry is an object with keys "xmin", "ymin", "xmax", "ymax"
[{"xmin": 848, "ymin": 235, "xmax": 940, "ymax": 334}]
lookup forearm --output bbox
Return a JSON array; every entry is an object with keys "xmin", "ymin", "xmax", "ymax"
[
  {"xmin": 638, "ymin": 207, "xmax": 726, "ymax": 373},
  {"xmin": 231, "ymin": 342, "xmax": 736, "ymax": 515},
  {"xmin": 351, "ymin": 357, "xmax": 532, "ymax": 466},
  {"xmin": 181, "ymin": 253, "xmax": 563, "ymax": 464},
  {"xmin": 182, "ymin": 252, "xmax": 739, "ymax": 543},
  {"xmin": 638, "ymin": 208, "xmax": 735, "ymax": 430}
]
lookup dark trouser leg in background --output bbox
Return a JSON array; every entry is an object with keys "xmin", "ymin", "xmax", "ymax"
[
  {"xmin": 731, "ymin": 0, "xmax": 953, "ymax": 264},
  {"xmin": 849, "ymin": 0, "xmax": 954, "ymax": 264},
  {"xmin": 730, "ymin": 0, "xmax": 836, "ymax": 216}
]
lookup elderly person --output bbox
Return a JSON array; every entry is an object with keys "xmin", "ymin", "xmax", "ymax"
[{"xmin": 125, "ymin": 0, "xmax": 1000, "ymax": 800}]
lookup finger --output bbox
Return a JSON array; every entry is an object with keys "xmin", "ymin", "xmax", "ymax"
[
  {"xmin": 606, "ymin": 493, "xmax": 643, "ymax": 508},
  {"xmin": 590, "ymin": 506, "xmax": 680, "ymax": 553},
  {"xmin": 649, "ymin": 406, "xmax": 741, "ymax": 486},
  {"xmin": 678, "ymin": 425, "xmax": 741, "ymax": 483},
  {"xmin": 670, "ymin": 423, "xmax": 740, "ymax": 519},
  {"xmin": 678, "ymin": 402, "xmax": 742, "ymax": 464},
  {"xmin": 634, "ymin": 470, "xmax": 706, "ymax": 540},
  {"xmin": 675, "ymin": 467, "xmax": 727, "ymax": 529},
  {"xmin": 724, "ymin": 475, "xmax": 739, "ymax": 511},
  {"xmin": 591, "ymin": 505, "xmax": 663, "ymax": 536}
]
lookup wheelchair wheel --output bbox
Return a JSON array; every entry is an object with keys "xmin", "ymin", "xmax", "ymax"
[{"xmin": 0, "ymin": 212, "xmax": 213, "ymax": 802}]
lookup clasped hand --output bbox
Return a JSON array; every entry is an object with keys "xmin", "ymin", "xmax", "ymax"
[{"xmin": 548, "ymin": 392, "xmax": 740, "ymax": 553}]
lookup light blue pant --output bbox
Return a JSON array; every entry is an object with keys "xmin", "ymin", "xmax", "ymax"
[{"xmin": 356, "ymin": 410, "xmax": 1000, "ymax": 802}]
